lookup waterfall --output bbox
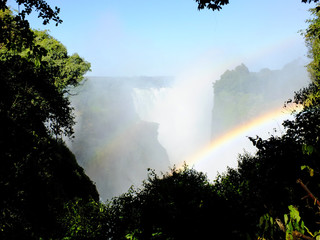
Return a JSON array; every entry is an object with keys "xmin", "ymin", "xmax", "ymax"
[
  {"xmin": 70, "ymin": 77, "xmax": 171, "ymax": 200},
  {"xmin": 132, "ymin": 88, "xmax": 172, "ymax": 123},
  {"xmin": 69, "ymin": 62, "xmax": 310, "ymax": 199},
  {"xmin": 131, "ymin": 76, "xmax": 213, "ymax": 167}
]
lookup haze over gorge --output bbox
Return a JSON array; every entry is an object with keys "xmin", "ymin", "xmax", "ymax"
[
  {"xmin": 69, "ymin": 60, "xmax": 309, "ymax": 200},
  {"xmin": 3, "ymin": 1, "xmax": 320, "ymax": 238}
]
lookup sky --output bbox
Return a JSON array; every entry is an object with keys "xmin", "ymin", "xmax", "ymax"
[
  {"xmin": 7, "ymin": 0, "xmax": 317, "ymax": 77},
  {"xmin": 6, "ymin": 0, "xmax": 316, "ymax": 191}
]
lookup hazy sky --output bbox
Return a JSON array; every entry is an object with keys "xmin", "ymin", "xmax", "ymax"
[
  {"xmin": 6, "ymin": 0, "xmax": 316, "ymax": 187},
  {"xmin": 8, "ymin": 0, "xmax": 316, "ymax": 76}
]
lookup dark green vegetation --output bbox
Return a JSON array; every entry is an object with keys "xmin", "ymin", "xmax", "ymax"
[
  {"xmin": 2, "ymin": 0, "xmax": 320, "ymax": 239},
  {"xmin": 0, "ymin": 5, "xmax": 98, "ymax": 239},
  {"xmin": 211, "ymin": 61, "xmax": 309, "ymax": 139}
]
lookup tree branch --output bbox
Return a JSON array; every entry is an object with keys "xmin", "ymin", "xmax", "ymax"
[
  {"xmin": 297, "ymin": 179, "xmax": 320, "ymax": 207},
  {"xmin": 292, "ymin": 230, "xmax": 315, "ymax": 240}
]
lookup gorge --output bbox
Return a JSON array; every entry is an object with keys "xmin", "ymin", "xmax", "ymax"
[{"xmin": 70, "ymin": 60, "xmax": 310, "ymax": 200}]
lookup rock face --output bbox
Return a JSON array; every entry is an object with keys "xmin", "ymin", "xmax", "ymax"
[
  {"xmin": 211, "ymin": 61, "xmax": 310, "ymax": 140},
  {"xmin": 70, "ymin": 77, "xmax": 170, "ymax": 200}
]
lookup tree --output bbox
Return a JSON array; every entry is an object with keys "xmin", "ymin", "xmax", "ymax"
[
  {"xmin": 0, "ymin": 0, "xmax": 62, "ymax": 54},
  {"xmin": 103, "ymin": 103, "xmax": 320, "ymax": 239},
  {"xmin": 106, "ymin": 167, "xmax": 230, "ymax": 240},
  {"xmin": 0, "ymin": 10, "xmax": 90, "ymax": 139},
  {"xmin": 0, "ymin": 9, "xmax": 97, "ymax": 239},
  {"xmin": 293, "ymin": 6, "xmax": 320, "ymax": 108},
  {"xmin": 194, "ymin": 0, "xmax": 320, "ymax": 12},
  {"xmin": 195, "ymin": 0, "xmax": 230, "ymax": 11},
  {"xmin": 0, "ymin": 0, "xmax": 62, "ymax": 25}
]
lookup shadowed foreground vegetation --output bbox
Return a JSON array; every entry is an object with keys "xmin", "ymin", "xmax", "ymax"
[{"xmin": 2, "ymin": 0, "xmax": 320, "ymax": 239}]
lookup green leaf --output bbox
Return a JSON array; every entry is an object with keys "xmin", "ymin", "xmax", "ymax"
[
  {"xmin": 301, "ymin": 221, "xmax": 305, "ymax": 234},
  {"xmin": 288, "ymin": 222, "xmax": 293, "ymax": 232},
  {"xmin": 301, "ymin": 165, "xmax": 307, "ymax": 170},
  {"xmin": 302, "ymin": 144, "xmax": 314, "ymax": 155},
  {"xmin": 270, "ymin": 217, "xmax": 274, "ymax": 226},
  {"xmin": 301, "ymin": 165, "xmax": 315, "ymax": 177},
  {"xmin": 259, "ymin": 216, "xmax": 264, "ymax": 227},
  {"xmin": 289, "ymin": 205, "xmax": 301, "ymax": 222},
  {"xmin": 310, "ymin": 168, "xmax": 314, "ymax": 177},
  {"xmin": 284, "ymin": 214, "xmax": 289, "ymax": 225},
  {"xmin": 152, "ymin": 232, "xmax": 162, "ymax": 237}
]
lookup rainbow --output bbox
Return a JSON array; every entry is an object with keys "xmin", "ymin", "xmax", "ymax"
[{"xmin": 178, "ymin": 105, "xmax": 302, "ymax": 169}]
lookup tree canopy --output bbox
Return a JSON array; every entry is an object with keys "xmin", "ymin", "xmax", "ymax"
[
  {"xmin": 101, "ymin": 3, "xmax": 320, "ymax": 240},
  {"xmin": 211, "ymin": 62, "xmax": 308, "ymax": 139},
  {"xmin": 0, "ymin": 0, "xmax": 62, "ymax": 25},
  {"xmin": 101, "ymin": 94, "xmax": 320, "ymax": 240},
  {"xmin": 194, "ymin": 0, "xmax": 320, "ymax": 11},
  {"xmin": 0, "ymin": 7, "xmax": 97, "ymax": 239},
  {"xmin": 2, "ymin": 0, "xmax": 320, "ymax": 239}
]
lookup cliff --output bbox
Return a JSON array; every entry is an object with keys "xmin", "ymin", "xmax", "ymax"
[
  {"xmin": 211, "ymin": 61, "xmax": 310, "ymax": 139},
  {"xmin": 70, "ymin": 77, "xmax": 170, "ymax": 200}
]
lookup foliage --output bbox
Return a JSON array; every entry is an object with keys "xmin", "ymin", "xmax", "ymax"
[
  {"xmin": 105, "ymin": 103, "xmax": 320, "ymax": 239},
  {"xmin": 194, "ymin": 0, "xmax": 320, "ymax": 12},
  {"xmin": 0, "ymin": 8, "xmax": 34, "ymax": 50},
  {"xmin": 0, "ymin": 137, "xmax": 99, "ymax": 238},
  {"xmin": 105, "ymin": 166, "xmax": 230, "ymax": 240},
  {"xmin": 213, "ymin": 103, "xmax": 320, "ymax": 239},
  {"xmin": 0, "ymin": 6, "xmax": 96, "ymax": 240},
  {"xmin": 292, "ymin": 5, "xmax": 320, "ymax": 109},
  {"xmin": 0, "ymin": 0, "xmax": 62, "ymax": 25},
  {"xmin": 211, "ymin": 62, "xmax": 308, "ymax": 139},
  {"xmin": 60, "ymin": 198, "xmax": 111, "ymax": 240},
  {"xmin": 0, "ymin": 0, "xmax": 61, "ymax": 53},
  {"xmin": 33, "ymin": 30, "xmax": 91, "ymax": 93},
  {"xmin": 2, "ymin": 0, "xmax": 320, "ymax": 239},
  {"xmin": 194, "ymin": 0, "xmax": 230, "ymax": 11},
  {"xmin": 284, "ymin": 205, "xmax": 306, "ymax": 239},
  {"xmin": 1, "ymin": 8, "xmax": 90, "ymax": 138},
  {"xmin": 254, "ymin": 4, "xmax": 320, "ymax": 240},
  {"xmin": 104, "ymin": 4, "xmax": 320, "ymax": 238}
]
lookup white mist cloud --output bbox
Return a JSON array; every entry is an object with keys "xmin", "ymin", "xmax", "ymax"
[{"xmin": 133, "ymin": 51, "xmax": 239, "ymax": 166}]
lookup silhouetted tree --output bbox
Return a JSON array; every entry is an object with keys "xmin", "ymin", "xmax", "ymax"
[
  {"xmin": 0, "ymin": 9, "xmax": 98, "ymax": 239},
  {"xmin": 194, "ymin": 0, "xmax": 320, "ymax": 12},
  {"xmin": 0, "ymin": 0, "xmax": 62, "ymax": 25},
  {"xmin": 106, "ymin": 167, "xmax": 231, "ymax": 240}
]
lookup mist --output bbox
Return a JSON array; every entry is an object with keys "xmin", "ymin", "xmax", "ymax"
[
  {"xmin": 15, "ymin": 2, "xmax": 313, "ymax": 198},
  {"xmin": 68, "ymin": 57, "xmax": 310, "ymax": 200}
]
